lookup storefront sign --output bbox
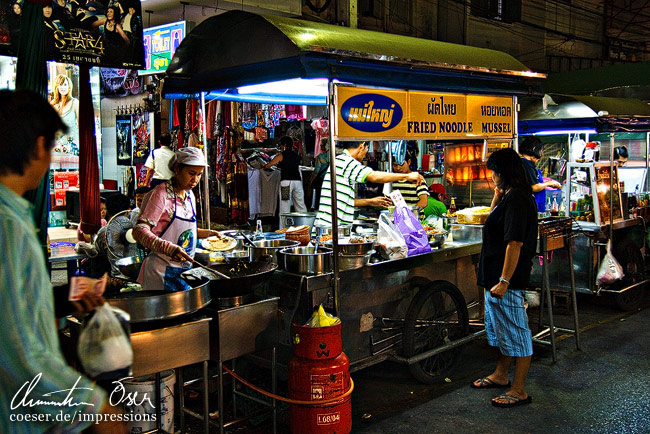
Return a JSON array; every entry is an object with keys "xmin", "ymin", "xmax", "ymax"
[
  {"xmin": 141, "ymin": 21, "xmax": 186, "ymax": 75},
  {"xmin": 335, "ymin": 86, "xmax": 515, "ymax": 140},
  {"xmin": 0, "ymin": 0, "xmax": 145, "ymax": 68}
]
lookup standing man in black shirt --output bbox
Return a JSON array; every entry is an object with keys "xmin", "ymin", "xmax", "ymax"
[{"xmin": 471, "ymin": 148, "xmax": 537, "ymax": 408}]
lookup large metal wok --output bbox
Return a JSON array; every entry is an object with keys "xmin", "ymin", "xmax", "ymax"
[
  {"xmin": 201, "ymin": 260, "xmax": 278, "ymax": 297},
  {"xmin": 105, "ymin": 277, "xmax": 211, "ymax": 323}
]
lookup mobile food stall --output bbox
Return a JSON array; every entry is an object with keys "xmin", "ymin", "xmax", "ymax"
[
  {"xmin": 520, "ymin": 94, "xmax": 650, "ymax": 310},
  {"xmin": 163, "ymin": 10, "xmax": 544, "ymax": 383}
]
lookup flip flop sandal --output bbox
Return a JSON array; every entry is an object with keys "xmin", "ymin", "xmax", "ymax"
[
  {"xmin": 491, "ymin": 393, "xmax": 533, "ymax": 408},
  {"xmin": 470, "ymin": 377, "xmax": 511, "ymax": 389}
]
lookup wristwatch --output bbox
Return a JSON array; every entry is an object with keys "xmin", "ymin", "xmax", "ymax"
[{"xmin": 498, "ymin": 276, "xmax": 510, "ymax": 286}]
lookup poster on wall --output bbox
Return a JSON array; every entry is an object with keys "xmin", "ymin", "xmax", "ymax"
[
  {"xmin": 99, "ymin": 68, "xmax": 143, "ymax": 97},
  {"xmin": 49, "ymin": 69, "xmax": 80, "ymax": 156},
  {"xmin": 131, "ymin": 111, "xmax": 151, "ymax": 164},
  {"xmin": 0, "ymin": 0, "xmax": 144, "ymax": 68},
  {"xmin": 116, "ymin": 115, "xmax": 132, "ymax": 166},
  {"xmin": 140, "ymin": 21, "xmax": 187, "ymax": 75}
]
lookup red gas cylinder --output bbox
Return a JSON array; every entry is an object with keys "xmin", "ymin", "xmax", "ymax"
[{"xmin": 288, "ymin": 322, "xmax": 351, "ymax": 434}]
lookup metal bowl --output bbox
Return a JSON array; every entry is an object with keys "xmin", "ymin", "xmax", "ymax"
[
  {"xmin": 278, "ymin": 246, "xmax": 332, "ymax": 275},
  {"xmin": 428, "ymin": 231, "xmax": 448, "ymax": 248},
  {"xmin": 249, "ymin": 239, "xmax": 301, "ymax": 263},
  {"xmin": 115, "ymin": 256, "xmax": 143, "ymax": 279},
  {"xmin": 339, "ymin": 250, "xmax": 375, "ymax": 270},
  {"xmin": 322, "ymin": 237, "xmax": 375, "ymax": 255}
]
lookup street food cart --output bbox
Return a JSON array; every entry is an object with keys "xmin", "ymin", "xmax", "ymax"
[
  {"xmin": 163, "ymin": 10, "xmax": 544, "ymax": 382},
  {"xmin": 520, "ymin": 94, "xmax": 650, "ymax": 309}
]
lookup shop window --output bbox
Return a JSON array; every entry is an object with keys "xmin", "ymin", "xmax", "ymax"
[{"xmin": 471, "ymin": 0, "xmax": 521, "ymax": 23}]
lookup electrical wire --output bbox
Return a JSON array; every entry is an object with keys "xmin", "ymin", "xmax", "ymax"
[{"xmin": 222, "ymin": 365, "xmax": 355, "ymax": 405}]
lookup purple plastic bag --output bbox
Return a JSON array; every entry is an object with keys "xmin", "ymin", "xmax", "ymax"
[{"xmin": 393, "ymin": 204, "xmax": 431, "ymax": 256}]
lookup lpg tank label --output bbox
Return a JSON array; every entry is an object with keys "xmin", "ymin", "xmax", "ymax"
[
  {"xmin": 311, "ymin": 372, "xmax": 344, "ymax": 401},
  {"xmin": 317, "ymin": 412, "xmax": 341, "ymax": 425}
]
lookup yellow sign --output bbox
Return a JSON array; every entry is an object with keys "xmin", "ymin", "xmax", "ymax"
[{"xmin": 335, "ymin": 86, "xmax": 515, "ymax": 140}]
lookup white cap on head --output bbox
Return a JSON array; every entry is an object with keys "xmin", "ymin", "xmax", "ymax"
[{"xmin": 169, "ymin": 146, "xmax": 207, "ymax": 171}]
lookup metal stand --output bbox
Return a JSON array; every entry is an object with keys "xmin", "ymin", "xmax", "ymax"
[
  {"xmin": 533, "ymin": 230, "xmax": 581, "ymax": 362},
  {"xmin": 181, "ymin": 298, "xmax": 279, "ymax": 433}
]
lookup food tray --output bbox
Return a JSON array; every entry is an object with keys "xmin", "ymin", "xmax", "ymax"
[{"xmin": 456, "ymin": 207, "xmax": 490, "ymax": 225}]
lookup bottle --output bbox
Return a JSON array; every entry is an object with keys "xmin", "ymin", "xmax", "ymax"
[
  {"xmin": 449, "ymin": 197, "xmax": 457, "ymax": 215},
  {"xmin": 545, "ymin": 196, "xmax": 552, "ymax": 217},
  {"xmin": 255, "ymin": 219, "xmax": 263, "ymax": 238}
]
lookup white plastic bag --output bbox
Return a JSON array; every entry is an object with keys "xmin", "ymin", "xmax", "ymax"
[
  {"xmin": 597, "ymin": 241, "xmax": 624, "ymax": 286},
  {"xmin": 377, "ymin": 213, "xmax": 407, "ymax": 260},
  {"xmin": 78, "ymin": 305, "xmax": 133, "ymax": 379}
]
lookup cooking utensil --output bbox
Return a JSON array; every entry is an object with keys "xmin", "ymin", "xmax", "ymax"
[
  {"xmin": 428, "ymin": 230, "xmax": 448, "ymax": 248},
  {"xmin": 105, "ymin": 278, "xmax": 212, "ymax": 323},
  {"xmin": 187, "ymin": 258, "xmax": 231, "ymax": 280},
  {"xmin": 239, "ymin": 231, "xmax": 257, "ymax": 248},
  {"xmin": 204, "ymin": 261, "xmax": 278, "ymax": 297},
  {"xmin": 219, "ymin": 230, "xmax": 255, "ymax": 250},
  {"xmin": 278, "ymin": 246, "xmax": 332, "ymax": 275},
  {"xmin": 223, "ymin": 250, "xmax": 249, "ymax": 263},
  {"xmin": 248, "ymin": 239, "xmax": 300, "ymax": 263}
]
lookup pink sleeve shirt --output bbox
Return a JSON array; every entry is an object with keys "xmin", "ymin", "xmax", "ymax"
[{"xmin": 133, "ymin": 181, "xmax": 195, "ymax": 257}]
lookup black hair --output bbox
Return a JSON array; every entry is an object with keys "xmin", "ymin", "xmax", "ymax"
[
  {"xmin": 0, "ymin": 89, "xmax": 66, "ymax": 176},
  {"xmin": 337, "ymin": 141, "xmax": 365, "ymax": 149},
  {"xmin": 614, "ymin": 146, "xmax": 628, "ymax": 160},
  {"xmin": 158, "ymin": 132, "xmax": 171, "ymax": 148},
  {"xmin": 519, "ymin": 136, "xmax": 544, "ymax": 159},
  {"xmin": 135, "ymin": 186, "xmax": 151, "ymax": 195},
  {"xmin": 486, "ymin": 148, "xmax": 532, "ymax": 194},
  {"xmin": 279, "ymin": 136, "xmax": 293, "ymax": 149},
  {"xmin": 105, "ymin": 193, "xmax": 131, "ymax": 219},
  {"xmin": 100, "ymin": 197, "xmax": 106, "ymax": 204}
]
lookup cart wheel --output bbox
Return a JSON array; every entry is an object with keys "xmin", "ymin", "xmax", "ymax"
[
  {"xmin": 402, "ymin": 280, "xmax": 469, "ymax": 384},
  {"xmin": 613, "ymin": 240, "xmax": 647, "ymax": 311}
]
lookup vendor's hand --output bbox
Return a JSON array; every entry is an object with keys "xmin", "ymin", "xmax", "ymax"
[
  {"xmin": 72, "ymin": 292, "xmax": 105, "ymax": 316},
  {"xmin": 370, "ymin": 196, "xmax": 393, "ymax": 208},
  {"xmin": 547, "ymin": 180, "xmax": 561, "ymax": 189},
  {"xmin": 171, "ymin": 246, "xmax": 193, "ymax": 263},
  {"xmin": 494, "ymin": 187, "xmax": 504, "ymax": 198},
  {"xmin": 405, "ymin": 172, "xmax": 425, "ymax": 185},
  {"xmin": 489, "ymin": 281, "xmax": 508, "ymax": 299},
  {"xmin": 207, "ymin": 229, "xmax": 221, "ymax": 238}
]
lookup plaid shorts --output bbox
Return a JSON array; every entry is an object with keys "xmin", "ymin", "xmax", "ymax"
[{"xmin": 484, "ymin": 289, "xmax": 533, "ymax": 357}]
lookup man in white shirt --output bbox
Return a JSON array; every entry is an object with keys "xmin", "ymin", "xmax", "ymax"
[{"xmin": 143, "ymin": 132, "xmax": 175, "ymax": 187}]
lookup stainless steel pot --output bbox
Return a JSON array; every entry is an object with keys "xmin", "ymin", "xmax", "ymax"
[
  {"xmin": 105, "ymin": 278, "xmax": 211, "ymax": 323},
  {"xmin": 280, "ymin": 212, "xmax": 316, "ymax": 230},
  {"xmin": 248, "ymin": 239, "xmax": 301, "ymax": 263},
  {"xmin": 277, "ymin": 246, "xmax": 332, "ymax": 275},
  {"xmin": 321, "ymin": 225, "xmax": 351, "ymax": 237}
]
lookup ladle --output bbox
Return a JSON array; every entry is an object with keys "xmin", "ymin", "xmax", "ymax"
[{"xmin": 239, "ymin": 231, "xmax": 257, "ymax": 248}]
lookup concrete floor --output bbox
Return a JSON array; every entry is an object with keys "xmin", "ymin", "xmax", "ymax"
[{"xmin": 54, "ymin": 264, "xmax": 650, "ymax": 434}]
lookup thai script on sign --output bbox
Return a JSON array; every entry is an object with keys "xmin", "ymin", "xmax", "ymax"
[
  {"xmin": 428, "ymin": 97, "xmax": 456, "ymax": 115},
  {"xmin": 341, "ymin": 93, "xmax": 403, "ymax": 133},
  {"xmin": 481, "ymin": 105, "xmax": 512, "ymax": 117}
]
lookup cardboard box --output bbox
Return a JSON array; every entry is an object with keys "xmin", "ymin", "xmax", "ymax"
[
  {"xmin": 54, "ymin": 190, "xmax": 67, "ymax": 207},
  {"xmin": 53, "ymin": 171, "xmax": 79, "ymax": 190}
]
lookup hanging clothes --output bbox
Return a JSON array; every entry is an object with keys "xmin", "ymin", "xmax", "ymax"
[
  {"xmin": 229, "ymin": 153, "xmax": 249, "ymax": 224},
  {"xmin": 311, "ymin": 118, "xmax": 329, "ymax": 158},
  {"xmin": 285, "ymin": 105, "xmax": 305, "ymax": 120}
]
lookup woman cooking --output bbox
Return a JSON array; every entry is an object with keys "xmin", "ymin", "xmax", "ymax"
[{"xmin": 133, "ymin": 147, "xmax": 220, "ymax": 291}]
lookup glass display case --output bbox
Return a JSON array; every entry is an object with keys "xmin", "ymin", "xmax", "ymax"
[{"xmin": 565, "ymin": 162, "xmax": 623, "ymax": 226}]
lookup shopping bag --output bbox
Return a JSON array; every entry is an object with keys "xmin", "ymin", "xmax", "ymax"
[
  {"xmin": 377, "ymin": 213, "xmax": 407, "ymax": 260},
  {"xmin": 596, "ymin": 240, "xmax": 624, "ymax": 286},
  {"xmin": 77, "ymin": 305, "xmax": 133, "ymax": 379}
]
